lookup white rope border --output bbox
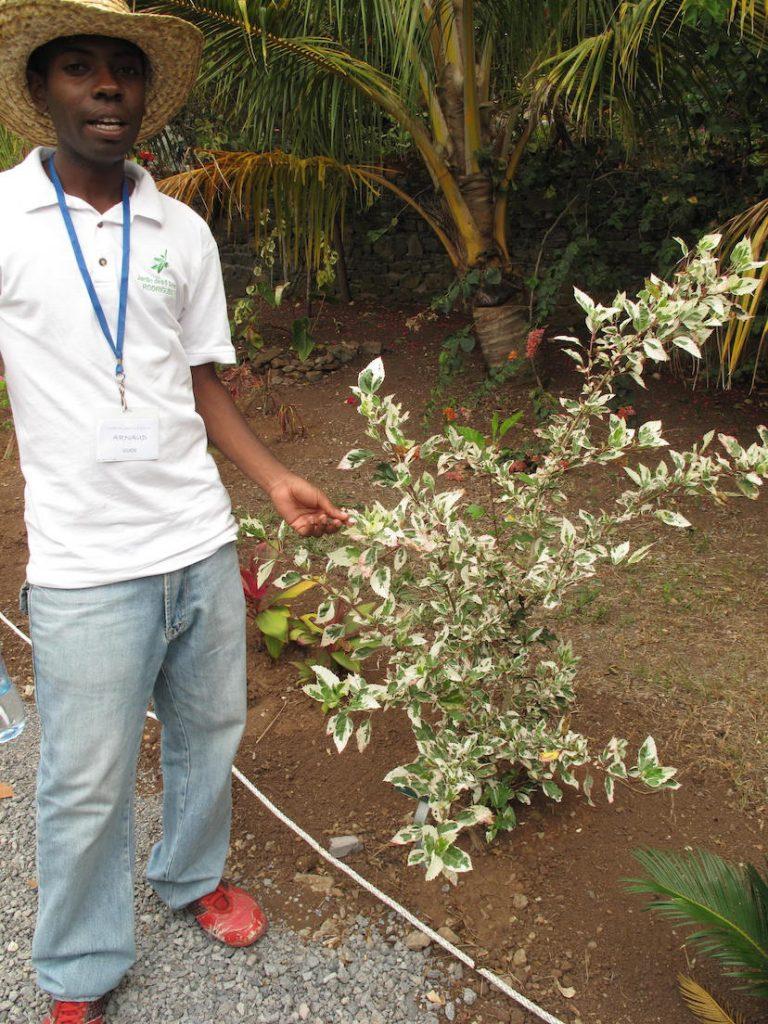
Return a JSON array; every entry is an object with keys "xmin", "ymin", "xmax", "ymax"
[{"xmin": 1, "ymin": 608, "xmax": 566, "ymax": 1024}]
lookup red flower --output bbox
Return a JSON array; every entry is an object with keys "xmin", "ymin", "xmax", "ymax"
[
  {"xmin": 526, "ymin": 328, "xmax": 546, "ymax": 360},
  {"xmin": 442, "ymin": 407, "xmax": 457, "ymax": 421},
  {"xmin": 138, "ymin": 150, "xmax": 156, "ymax": 163},
  {"xmin": 344, "ymin": 395, "xmax": 358, "ymax": 406},
  {"xmin": 616, "ymin": 405, "xmax": 636, "ymax": 420}
]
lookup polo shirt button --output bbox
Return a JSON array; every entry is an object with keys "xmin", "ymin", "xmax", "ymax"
[
  {"xmin": 97, "ymin": 221, "xmax": 104, "ymax": 228},
  {"xmin": 99, "ymin": 257, "xmax": 108, "ymax": 266}
]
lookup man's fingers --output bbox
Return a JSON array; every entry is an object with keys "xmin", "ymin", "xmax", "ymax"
[
  {"xmin": 317, "ymin": 491, "xmax": 349, "ymax": 521},
  {"xmin": 287, "ymin": 500, "xmax": 350, "ymax": 536}
]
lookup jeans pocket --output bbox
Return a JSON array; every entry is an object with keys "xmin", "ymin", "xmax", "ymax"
[{"xmin": 19, "ymin": 582, "xmax": 30, "ymax": 617}]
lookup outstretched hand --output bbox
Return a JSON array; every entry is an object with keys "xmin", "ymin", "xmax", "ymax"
[{"xmin": 267, "ymin": 473, "xmax": 350, "ymax": 537}]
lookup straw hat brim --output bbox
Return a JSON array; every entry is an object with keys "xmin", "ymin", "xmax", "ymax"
[{"xmin": 0, "ymin": 0, "xmax": 203, "ymax": 146}]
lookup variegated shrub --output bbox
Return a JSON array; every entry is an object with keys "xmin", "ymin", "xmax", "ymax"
[{"xmin": 241, "ymin": 235, "xmax": 768, "ymax": 882}]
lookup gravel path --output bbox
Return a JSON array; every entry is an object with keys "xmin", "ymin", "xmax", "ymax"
[{"xmin": 0, "ymin": 710, "xmax": 463, "ymax": 1024}]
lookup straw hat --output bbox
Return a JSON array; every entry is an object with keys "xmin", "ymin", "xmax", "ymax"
[{"xmin": 0, "ymin": 0, "xmax": 204, "ymax": 146}]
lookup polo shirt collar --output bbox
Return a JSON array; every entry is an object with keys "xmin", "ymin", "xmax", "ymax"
[{"xmin": 19, "ymin": 146, "xmax": 165, "ymax": 225}]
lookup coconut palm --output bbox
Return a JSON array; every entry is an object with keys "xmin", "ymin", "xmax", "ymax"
[{"xmin": 139, "ymin": 0, "xmax": 766, "ymax": 366}]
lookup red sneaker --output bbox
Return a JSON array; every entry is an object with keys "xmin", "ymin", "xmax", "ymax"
[
  {"xmin": 186, "ymin": 879, "xmax": 268, "ymax": 947},
  {"xmin": 42, "ymin": 998, "xmax": 108, "ymax": 1024}
]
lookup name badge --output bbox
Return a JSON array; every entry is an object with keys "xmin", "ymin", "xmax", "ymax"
[{"xmin": 96, "ymin": 409, "xmax": 160, "ymax": 462}]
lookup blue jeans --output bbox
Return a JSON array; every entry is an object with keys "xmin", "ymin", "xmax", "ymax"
[{"xmin": 24, "ymin": 542, "xmax": 247, "ymax": 1001}]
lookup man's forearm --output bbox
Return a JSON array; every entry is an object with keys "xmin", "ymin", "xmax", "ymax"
[{"xmin": 190, "ymin": 363, "xmax": 290, "ymax": 494}]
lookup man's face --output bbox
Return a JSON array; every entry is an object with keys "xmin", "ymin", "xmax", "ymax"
[{"xmin": 28, "ymin": 35, "xmax": 147, "ymax": 163}]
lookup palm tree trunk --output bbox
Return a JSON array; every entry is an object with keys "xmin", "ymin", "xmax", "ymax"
[
  {"xmin": 456, "ymin": 172, "xmax": 529, "ymax": 367},
  {"xmin": 472, "ymin": 303, "xmax": 529, "ymax": 367},
  {"xmin": 457, "ymin": 172, "xmax": 493, "ymax": 242}
]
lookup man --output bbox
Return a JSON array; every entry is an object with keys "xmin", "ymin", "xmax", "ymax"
[{"xmin": 0, "ymin": 3, "xmax": 348, "ymax": 1021}]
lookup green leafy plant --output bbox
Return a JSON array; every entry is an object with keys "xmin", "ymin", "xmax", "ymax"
[
  {"xmin": 423, "ymin": 324, "xmax": 476, "ymax": 423},
  {"xmin": 629, "ymin": 847, "xmax": 768, "ymax": 1023},
  {"xmin": 239, "ymin": 525, "xmax": 318, "ymax": 658},
  {"xmin": 290, "ymin": 316, "xmax": 315, "ymax": 363},
  {"xmin": 243, "ymin": 234, "xmax": 768, "ymax": 881},
  {"xmin": 289, "ymin": 600, "xmax": 371, "ymax": 683}
]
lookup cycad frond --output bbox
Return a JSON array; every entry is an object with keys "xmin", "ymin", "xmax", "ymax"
[
  {"xmin": 678, "ymin": 975, "xmax": 747, "ymax": 1024},
  {"xmin": 629, "ymin": 848, "xmax": 768, "ymax": 996},
  {"xmin": 158, "ymin": 149, "xmax": 380, "ymax": 269}
]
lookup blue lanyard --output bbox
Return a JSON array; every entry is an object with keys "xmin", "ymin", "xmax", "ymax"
[{"xmin": 48, "ymin": 157, "xmax": 131, "ymax": 409}]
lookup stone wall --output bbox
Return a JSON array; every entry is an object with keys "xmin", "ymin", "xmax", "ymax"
[
  {"xmin": 338, "ymin": 192, "xmax": 453, "ymax": 302},
  {"xmin": 215, "ymin": 187, "xmax": 455, "ymax": 306}
]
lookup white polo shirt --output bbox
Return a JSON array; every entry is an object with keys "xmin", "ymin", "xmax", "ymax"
[{"xmin": 0, "ymin": 148, "xmax": 239, "ymax": 588}]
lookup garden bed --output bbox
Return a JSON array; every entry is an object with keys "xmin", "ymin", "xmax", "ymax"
[{"xmin": 1, "ymin": 301, "xmax": 766, "ymax": 1024}]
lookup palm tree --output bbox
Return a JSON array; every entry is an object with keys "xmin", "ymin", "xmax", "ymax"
[{"xmin": 140, "ymin": 0, "xmax": 766, "ymax": 366}]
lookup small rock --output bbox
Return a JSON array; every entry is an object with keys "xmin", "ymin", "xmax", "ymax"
[
  {"xmin": 359, "ymin": 340, "xmax": 382, "ymax": 357},
  {"xmin": 327, "ymin": 835, "xmax": 364, "ymax": 859},
  {"xmin": 512, "ymin": 947, "xmax": 527, "ymax": 967},
  {"xmin": 512, "ymin": 893, "xmax": 529, "ymax": 911},
  {"xmin": 298, "ymin": 1004, "xmax": 310, "ymax": 1020},
  {"xmin": 294, "ymin": 872, "xmax": 334, "ymax": 895},
  {"xmin": 313, "ymin": 918, "xmax": 340, "ymax": 940},
  {"xmin": 444, "ymin": 1001, "xmax": 456, "ymax": 1021},
  {"xmin": 436, "ymin": 926, "xmax": 461, "ymax": 945},
  {"xmin": 251, "ymin": 345, "xmax": 283, "ymax": 368},
  {"xmin": 404, "ymin": 929, "xmax": 431, "ymax": 951},
  {"xmin": 462, "ymin": 988, "xmax": 477, "ymax": 1006}
]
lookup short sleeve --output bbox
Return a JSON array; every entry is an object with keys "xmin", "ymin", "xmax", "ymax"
[{"xmin": 177, "ymin": 225, "xmax": 237, "ymax": 366}]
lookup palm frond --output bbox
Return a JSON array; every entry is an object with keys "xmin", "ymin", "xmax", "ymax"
[
  {"xmin": 138, "ymin": 1, "xmax": 422, "ymax": 158},
  {"xmin": 719, "ymin": 201, "xmax": 768, "ymax": 388},
  {"xmin": 678, "ymin": 975, "xmax": 747, "ymax": 1024},
  {"xmin": 536, "ymin": 0, "xmax": 767, "ymax": 135},
  {"xmin": 731, "ymin": 0, "xmax": 768, "ymax": 30},
  {"xmin": 629, "ymin": 848, "xmax": 768, "ymax": 996},
  {"xmin": 158, "ymin": 149, "xmax": 380, "ymax": 270}
]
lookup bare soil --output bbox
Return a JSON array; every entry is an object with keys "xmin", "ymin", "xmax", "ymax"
[{"xmin": 1, "ymin": 300, "xmax": 766, "ymax": 1024}]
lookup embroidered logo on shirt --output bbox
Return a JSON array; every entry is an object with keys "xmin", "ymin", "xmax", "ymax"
[
  {"xmin": 138, "ymin": 249, "xmax": 176, "ymax": 297},
  {"xmin": 151, "ymin": 249, "xmax": 170, "ymax": 274}
]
